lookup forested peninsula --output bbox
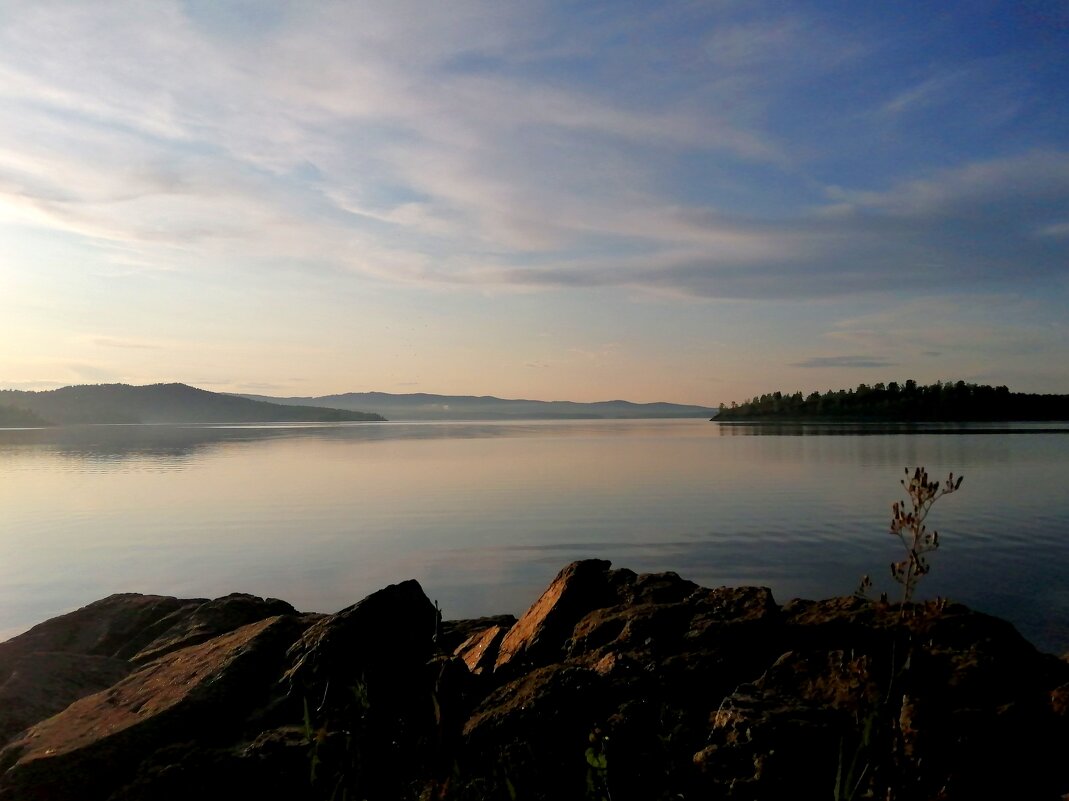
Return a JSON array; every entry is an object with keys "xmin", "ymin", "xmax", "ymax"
[
  {"xmin": 715, "ymin": 380, "xmax": 1069, "ymax": 422},
  {"xmin": 0, "ymin": 383, "xmax": 384, "ymax": 425}
]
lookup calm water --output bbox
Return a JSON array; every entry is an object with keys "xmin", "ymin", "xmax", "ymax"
[{"xmin": 1, "ymin": 419, "xmax": 1067, "ymax": 653}]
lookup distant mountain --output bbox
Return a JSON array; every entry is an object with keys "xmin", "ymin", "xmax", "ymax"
[
  {"xmin": 238, "ymin": 391, "xmax": 716, "ymax": 421},
  {"xmin": 0, "ymin": 384, "xmax": 385, "ymax": 426}
]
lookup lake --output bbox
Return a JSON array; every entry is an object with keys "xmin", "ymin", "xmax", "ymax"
[{"xmin": 1, "ymin": 419, "xmax": 1067, "ymax": 653}]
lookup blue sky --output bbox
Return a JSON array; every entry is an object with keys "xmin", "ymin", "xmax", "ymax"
[{"xmin": 1, "ymin": 1, "xmax": 1067, "ymax": 404}]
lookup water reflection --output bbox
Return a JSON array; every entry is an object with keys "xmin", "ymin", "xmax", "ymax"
[
  {"xmin": 0, "ymin": 419, "xmax": 692, "ymax": 464},
  {"xmin": 1, "ymin": 420, "xmax": 1067, "ymax": 654}
]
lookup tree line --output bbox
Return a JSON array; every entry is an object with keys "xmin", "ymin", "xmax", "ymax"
[{"xmin": 716, "ymin": 380, "xmax": 1069, "ymax": 421}]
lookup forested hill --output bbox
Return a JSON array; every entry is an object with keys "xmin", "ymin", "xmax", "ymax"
[
  {"xmin": 715, "ymin": 381, "xmax": 1069, "ymax": 422},
  {"xmin": 0, "ymin": 384, "xmax": 385, "ymax": 425},
  {"xmin": 0, "ymin": 404, "xmax": 50, "ymax": 427}
]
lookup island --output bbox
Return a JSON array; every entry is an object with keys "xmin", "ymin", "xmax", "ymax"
[
  {"xmin": 0, "ymin": 561, "xmax": 1065, "ymax": 800},
  {"xmin": 715, "ymin": 380, "xmax": 1069, "ymax": 422}
]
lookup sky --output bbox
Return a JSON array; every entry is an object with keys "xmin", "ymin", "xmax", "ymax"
[{"xmin": 1, "ymin": 1, "xmax": 1068, "ymax": 406}]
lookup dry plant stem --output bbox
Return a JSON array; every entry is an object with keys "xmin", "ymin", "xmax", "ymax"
[
  {"xmin": 840, "ymin": 467, "xmax": 964, "ymax": 801},
  {"xmin": 890, "ymin": 466, "xmax": 964, "ymax": 605}
]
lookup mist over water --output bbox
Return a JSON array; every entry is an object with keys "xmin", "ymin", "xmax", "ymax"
[{"xmin": 1, "ymin": 419, "xmax": 1067, "ymax": 652}]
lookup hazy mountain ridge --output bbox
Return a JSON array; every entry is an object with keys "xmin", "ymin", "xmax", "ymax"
[
  {"xmin": 238, "ymin": 391, "xmax": 716, "ymax": 420},
  {"xmin": 0, "ymin": 384, "xmax": 384, "ymax": 425}
]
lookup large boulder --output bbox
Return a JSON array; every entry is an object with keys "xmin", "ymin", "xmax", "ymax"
[
  {"xmin": 0, "ymin": 614, "xmax": 309, "ymax": 801},
  {"xmin": 0, "ymin": 595, "xmax": 200, "ymax": 749},
  {"xmin": 0, "ymin": 594, "xmax": 200, "ymax": 662},
  {"xmin": 494, "ymin": 559, "xmax": 616, "ymax": 671},
  {"xmin": 284, "ymin": 578, "xmax": 436, "ymax": 697},
  {"xmin": 493, "ymin": 560, "xmax": 705, "ymax": 673},
  {"xmin": 0, "ymin": 593, "xmax": 304, "ymax": 751},
  {"xmin": 282, "ymin": 579, "xmax": 439, "ymax": 801}
]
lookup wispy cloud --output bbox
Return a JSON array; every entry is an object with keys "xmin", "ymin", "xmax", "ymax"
[
  {"xmin": 790, "ymin": 355, "xmax": 897, "ymax": 369},
  {"xmin": 880, "ymin": 70, "xmax": 971, "ymax": 116},
  {"xmin": 2, "ymin": 5, "xmax": 1065, "ymax": 304},
  {"xmin": 89, "ymin": 337, "xmax": 165, "ymax": 350}
]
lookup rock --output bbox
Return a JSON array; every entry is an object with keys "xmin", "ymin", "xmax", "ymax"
[
  {"xmin": 437, "ymin": 614, "xmax": 516, "ymax": 654},
  {"xmin": 0, "ymin": 594, "xmax": 201, "ymax": 749},
  {"xmin": 493, "ymin": 562, "xmax": 729, "ymax": 674},
  {"xmin": 0, "ymin": 594, "xmax": 200, "ymax": 661},
  {"xmin": 693, "ymin": 600, "xmax": 1069, "ymax": 801},
  {"xmin": 696, "ymin": 649, "xmax": 880, "ymax": 796},
  {"xmin": 128, "ymin": 593, "xmax": 297, "ymax": 664},
  {"xmin": 1053, "ymin": 682, "xmax": 1069, "ymax": 716},
  {"xmin": 0, "ymin": 652, "xmax": 130, "ymax": 748},
  {"xmin": 0, "ymin": 593, "xmax": 305, "ymax": 751},
  {"xmin": 461, "ymin": 664, "xmax": 611, "ymax": 797},
  {"xmin": 494, "ymin": 559, "xmax": 615, "ymax": 671},
  {"xmin": 281, "ymin": 579, "xmax": 439, "ymax": 801},
  {"xmin": 452, "ymin": 565, "xmax": 786, "ymax": 800},
  {"xmin": 453, "ymin": 625, "xmax": 508, "ymax": 675},
  {"xmin": 565, "ymin": 584, "xmax": 779, "ymax": 661},
  {"xmin": 0, "ymin": 615, "xmax": 308, "ymax": 801},
  {"xmin": 284, "ymin": 578, "xmax": 436, "ymax": 696}
]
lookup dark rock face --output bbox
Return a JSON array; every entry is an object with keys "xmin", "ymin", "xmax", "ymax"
[
  {"xmin": 284, "ymin": 578, "xmax": 435, "ymax": 697},
  {"xmin": 0, "ymin": 562, "xmax": 1066, "ymax": 801},
  {"xmin": 281, "ymin": 579, "xmax": 440, "ymax": 801}
]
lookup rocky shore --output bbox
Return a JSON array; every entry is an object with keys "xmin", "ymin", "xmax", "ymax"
[{"xmin": 0, "ymin": 560, "xmax": 1066, "ymax": 800}]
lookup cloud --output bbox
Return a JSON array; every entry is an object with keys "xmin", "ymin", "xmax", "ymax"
[
  {"xmin": 233, "ymin": 381, "xmax": 295, "ymax": 392},
  {"xmin": 0, "ymin": 1, "xmax": 782, "ymax": 283},
  {"xmin": 0, "ymin": 4, "xmax": 1066, "ymax": 307},
  {"xmin": 65, "ymin": 363, "xmax": 123, "ymax": 382},
  {"xmin": 90, "ymin": 337, "xmax": 164, "ymax": 350},
  {"xmin": 817, "ymin": 297, "xmax": 1065, "ymax": 377},
  {"xmin": 790, "ymin": 356, "xmax": 897, "ymax": 369},
  {"xmin": 453, "ymin": 151, "xmax": 1069, "ymax": 299},
  {"xmin": 880, "ymin": 70, "xmax": 971, "ymax": 116}
]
